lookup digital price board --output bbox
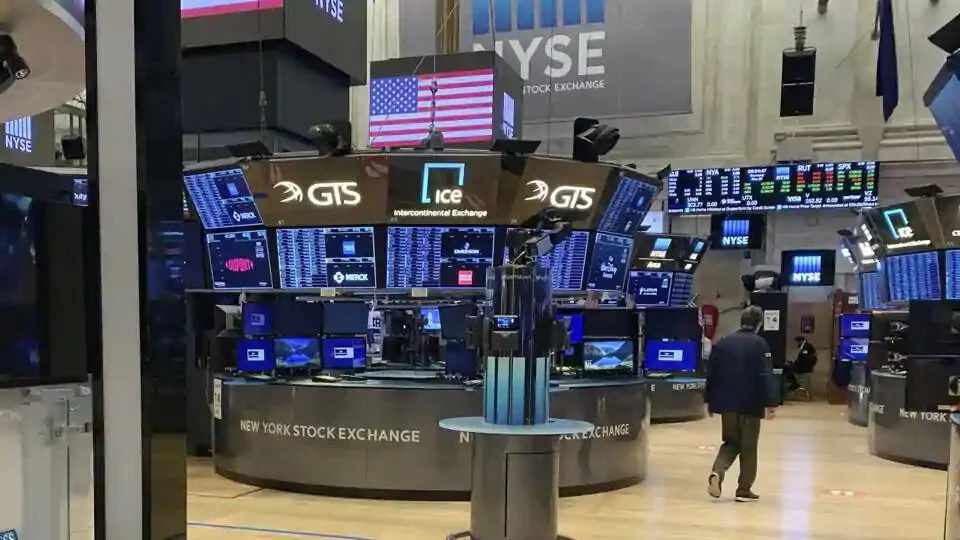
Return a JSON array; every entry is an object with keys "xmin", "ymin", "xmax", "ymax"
[
  {"xmin": 668, "ymin": 161, "xmax": 879, "ymax": 214},
  {"xmin": 184, "ymin": 168, "xmax": 263, "ymax": 230},
  {"xmin": 385, "ymin": 226, "xmax": 495, "ymax": 288},
  {"xmin": 947, "ymin": 249, "xmax": 960, "ymax": 300},
  {"xmin": 206, "ymin": 229, "xmax": 274, "ymax": 290},
  {"xmin": 858, "ymin": 271, "xmax": 892, "ymax": 311},
  {"xmin": 502, "ymin": 229, "xmax": 590, "ymax": 291},
  {"xmin": 596, "ymin": 173, "xmax": 659, "ymax": 236},
  {"xmin": 276, "ymin": 227, "xmax": 377, "ymax": 289},
  {"xmin": 884, "ymin": 251, "xmax": 943, "ymax": 302},
  {"xmin": 669, "ymin": 271, "xmax": 694, "ymax": 305}
]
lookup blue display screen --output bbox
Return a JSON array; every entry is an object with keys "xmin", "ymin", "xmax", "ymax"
[
  {"xmin": 385, "ymin": 226, "xmax": 495, "ymax": 288},
  {"xmin": 421, "ymin": 307, "xmax": 441, "ymax": 331},
  {"xmin": 839, "ymin": 337, "xmax": 869, "ymax": 362},
  {"xmin": 858, "ymin": 271, "xmax": 892, "ymax": 311},
  {"xmin": 275, "ymin": 337, "xmax": 320, "ymax": 367},
  {"xmin": 583, "ymin": 340, "xmax": 634, "ymax": 371},
  {"xmin": 947, "ymin": 250, "xmax": 960, "ymax": 300},
  {"xmin": 242, "ymin": 303, "xmax": 274, "ymax": 336},
  {"xmin": 502, "ymin": 229, "xmax": 590, "ymax": 290},
  {"xmin": 626, "ymin": 270, "xmax": 672, "ymax": 306},
  {"xmin": 236, "ymin": 339, "xmax": 276, "ymax": 372},
  {"xmin": 884, "ymin": 251, "xmax": 942, "ymax": 302},
  {"xmin": 586, "ymin": 232, "xmax": 632, "ymax": 292},
  {"xmin": 839, "ymin": 313, "xmax": 870, "ymax": 338},
  {"xmin": 72, "ymin": 178, "xmax": 89, "ymax": 207},
  {"xmin": 644, "ymin": 339, "xmax": 699, "ymax": 371},
  {"xmin": 276, "ymin": 226, "xmax": 377, "ymax": 289},
  {"xmin": 206, "ymin": 230, "xmax": 274, "ymax": 290},
  {"xmin": 183, "ymin": 168, "xmax": 263, "ymax": 230},
  {"xmin": 322, "ymin": 336, "xmax": 367, "ymax": 370},
  {"xmin": 556, "ymin": 313, "xmax": 583, "ymax": 350},
  {"xmin": 596, "ymin": 174, "xmax": 658, "ymax": 237}
]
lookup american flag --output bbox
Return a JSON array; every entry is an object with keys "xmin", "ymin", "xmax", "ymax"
[{"xmin": 368, "ymin": 68, "xmax": 495, "ymax": 148}]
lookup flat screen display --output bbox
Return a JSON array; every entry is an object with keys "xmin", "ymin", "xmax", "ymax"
[
  {"xmin": 925, "ymin": 58, "xmax": 960, "ymax": 163},
  {"xmin": 184, "ymin": 168, "xmax": 263, "ymax": 230},
  {"xmin": 884, "ymin": 251, "xmax": 943, "ymax": 302},
  {"xmin": 276, "ymin": 226, "xmax": 377, "ymax": 289},
  {"xmin": 947, "ymin": 249, "xmax": 960, "ymax": 300},
  {"xmin": 322, "ymin": 336, "xmax": 367, "ymax": 370},
  {"xmin": 556, "ymin": 313, "xmax": 583, "ymax": 346},
  {"xmin": 858, "ymin": 271, "xmax": 891, "ymax": 311},
  {"xmin": 596, "ymin": 173, "xmax": 659, "ymax": 237},
  {"xmin": 669, "ymin": 271, "xmax": 694, "ymax": 306},
  {"xmin": 0, "ymin": 195, "xmax": 38, "ymax": 379},
  {"xmin": 840, "ymin": 313, "xmax": 871, "ymax": 338},
  {"xmin": 421, "ymin": 307, "xmax": 441, "ymax": 331},
  {"xmin": 936, "ymin": 195, "xmax": 960, "ymax": 248},
  {"xmin": 781, "ymin": 249, "xmax": 837, "ymax": 287},
  {"xmin": 626, "ymin": 270, "xmax": 672, "ymax": 307},
  {"xmin": 236, "ymin": 338, "xmax": 276, "ymax": 372},
  {"xmin": 242, "ymin": 303, "xmax": 274, "ymax": 336},
  {"xmin": 275, "ymin": 337, "xmax": 320, "ymax": 367},
  {"xmin": 644, "ymin": 339, "xmax": 699, "ymax": 371},
  {"xmin": 502, "ymin": 229, "xmax": 590, "ymax": 291},
  {"xmin": 667, "ymin": 162, "xmax": 879, "ymax": 214},
  {"xmin": 710, "ymin": 214, "xmax": 765, "ymax": 249},
  {"xmin": 385, "ymin": 226, "xmax": 495, "ymax": 288},
  {"xmin": 322, "ymin": 302, "xmax": 369, "ymax": 335},
  {"xmin": 206, "ymin": 230, "xmax": 274, "ymax": 290},
  {"xmin": 586, "ymin": 233, "xmax": 632, "ymax": 292},
  {"xmin": 274, "ymin": 298, "xmax": 323, "ymax": 336},
  {"xmin": 839, "ymin": 337, "xmax": 870, "ymax": 362},
  {"xmin": 583, "ymin": 340, "xmax": 634, "ymax": 371}
]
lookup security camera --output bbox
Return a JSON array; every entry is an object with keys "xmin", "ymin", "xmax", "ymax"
[{"xmin": 0, "ymin": 35, "xmax": 28, "ymax": 95}]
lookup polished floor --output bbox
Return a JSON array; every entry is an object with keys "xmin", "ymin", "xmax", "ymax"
[{"xmin": 187, "ymin": 403, "xmax": 947, "ymax": 539}]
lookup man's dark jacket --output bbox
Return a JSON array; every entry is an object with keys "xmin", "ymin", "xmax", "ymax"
[{"xmin": 704, "ymin": 328, "xmax": 775, "ymax": 418}]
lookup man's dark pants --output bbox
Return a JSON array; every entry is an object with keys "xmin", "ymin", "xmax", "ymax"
[{"xmin": 711, "ymin": 413, "xmax": 761, "ymax": 493}]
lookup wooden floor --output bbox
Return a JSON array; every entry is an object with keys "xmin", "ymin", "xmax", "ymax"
[{"xmin": 187, "ymin": 403, "xmax": 947, "ymax": 539}]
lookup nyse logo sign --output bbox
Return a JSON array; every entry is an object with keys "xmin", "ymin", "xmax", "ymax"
[
  {"xmin": 525, "ymin": 180, "xmax": 595, "ymax": 210},
  {"xmin": 274, "ymin": 181, "xmax": 361, "ymax": 207},
  {"xmin": 315, "ymin": 0, "xmax": 344, "ymax": 22},
  {"xmin": 4, "ymin": 117, "xmax": 31, "ymax": 153}
]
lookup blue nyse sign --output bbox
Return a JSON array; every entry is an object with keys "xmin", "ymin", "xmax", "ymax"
[{"xmin": 4, "ymin": 117, "xmax": 32, "ymax": 153}]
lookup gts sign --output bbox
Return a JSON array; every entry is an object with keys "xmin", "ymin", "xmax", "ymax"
[
  {"xmin": 525, "ymin": 180, "xmax": 596, "ymax": 210},
  {"xmin": 274, "ymin": 181, "xmax": 361, "ymax": 207}
]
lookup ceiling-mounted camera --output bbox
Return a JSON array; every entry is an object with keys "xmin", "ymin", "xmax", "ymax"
[{"xmin": 0, "ymin": 35, "xmax": 29, "ymax": 95}]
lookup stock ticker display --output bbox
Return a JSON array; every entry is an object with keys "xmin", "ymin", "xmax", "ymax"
[
  {"xmin": 206, "ymin": 230, "xmax": 274, "ymax": 290},
  {"xmin": 276, "ymin": 227, "xmax": 377, "ymax": 289},
  {"xmin": 947, "ymin": 250, "xmax": 960, "ymax": 300},
  {"xmin": 884, "ymin": 251, "xmax": 943, "ymax": 302},
  {"xmin": 597, "ymin": 174, "xmax": 659, "ymax": 236},
  {"xmin": 669, "ymin": 271, "xmax": 694, "ymax": 305},
  {"xmin": 858, "ymin": 271, "xmax": 890, "ymax": 311},
  {"xmin": 184, "ymin": 168, "xmax": 263, "ymax": 230},
  {"xmin": 668, "ymin": 162, "xmax": 879, "ymax": 214},
  {"xmin": 502, "ymin": 229, "xmax": 590, "ymax": 291},
  {"xmin": 586, "ymin": 233, "xmax": 632, "ymax": 292},
  {"xmin": 385, "ymin": 226, "xmax": 495, "ymax": 288}
]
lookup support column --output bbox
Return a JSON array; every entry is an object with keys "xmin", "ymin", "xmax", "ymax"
[{"xmin": 87, "ymin": 0, "xmax": 186, "ymax": 537}]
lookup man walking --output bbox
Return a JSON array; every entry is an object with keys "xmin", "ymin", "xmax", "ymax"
[{"xmin": 704, "ymin": 305, "xmax": 776, "ymax": 502}]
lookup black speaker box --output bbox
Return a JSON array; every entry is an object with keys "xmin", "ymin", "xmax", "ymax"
[
  {"xmin": 780, "ymin": 48, "xmax": 817, "ymax": 117},
  {"xmin": 60, "ymin": 136, "xmax": 85, "ymax": 160}
]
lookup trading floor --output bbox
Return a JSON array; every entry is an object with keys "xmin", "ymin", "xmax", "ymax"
[{"xmin": 186, "ymin": 403, "xmax": 944, "ymax": 540}]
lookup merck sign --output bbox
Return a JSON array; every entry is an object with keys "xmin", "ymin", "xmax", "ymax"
[
  {"xmin": 315, "ymin": 0, "xmax": 344, "ymax": 22},
  {"xmin": 4, "ymin": 117, "xmax": 31, "ymax": 153}
]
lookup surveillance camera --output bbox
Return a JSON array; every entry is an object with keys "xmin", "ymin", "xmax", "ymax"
[{"xmin": 0, "ymin": 35, "xmax": 29, "ymax": 81}]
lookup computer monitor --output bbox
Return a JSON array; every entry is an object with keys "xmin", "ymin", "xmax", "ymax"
[
  {"xmin": 839, "ymin": 313, "xmax": 871, "ymax": 338},
  {"xmin": 444, "ymin": 341, "xmax": 477, "ymax": 377},
  {"xmin": 838, "ymin": 337, "xmax": 869, "ymax": 362},
  {"xmin": 322, "ymin": 302, "xmax": 369, "ymax": 335},
  {"xmin": 644, "ymin": 339, "xmax": 699, "ymax": 372},
  {"xmin": 274, "ymin": 298, "xmax": 323, "ymax": 337},
  {"xmin": 582, "ymin": 339, "xmax": 635, "ymax": 372},
  {"xmin": 439, "ymin": 304, "xmax": 475, "ymax": 340},
  {"xmin": 585, "ymin": 232, "xmax": 633, "ymax": 292},
  {"xmin": 322, "ymin": 336, "xmax": 367, "ymax": 370},
  {"xmin": 206, "ymin": 229, "xmax": 274, "ymax": 290},
  {"xmin": 275, "ymin": 337, "xmax": 320, "ymax": 367},
  {"xmin": 242, "ymin": 303, "xmax": 274, "ymax": 336},
  {"xmin": 385, "ymin": 226, "xmax": 495, "ymax": 288},
  {"xmin": 421, "ymin": 307, "xmax": 441, "ymax": 331},
  {"xmin": 236, "ymin": 338, "xmax": 276, "ymax": 372},
  {"xmin": 556, "ymin": 313, "xmax": 584, "ymax": 345},
  {"xmin": 626, "ymin": 270, "xmax": 672, "ymax": 307}
]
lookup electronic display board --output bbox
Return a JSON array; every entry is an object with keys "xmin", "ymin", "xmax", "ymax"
[
  {"xmin": 866, "ymin": 199, "xmax": 942, "ymax": 254},
  {"xmin": 936, "ymin": 194, "xmax": 960, "ymax": 247},
  {"xmin": 626, "ymin": 270, "xmax": 672, "ymax": 306},
  {"xmin": 781, "ymin": 249, "xmax": 836, "ymax": 287},
  {"xmin": 385, "ymin": 226, "xmax": 495, "ymax": 289},
  {"xmin": 206, "ymin": 230, "xmax": 274, "ymax": 290},
  {"xmin": 184, "ymin": 168, "xmax": 263, "ymax": 230},
  {"xmin": 859, "ymin": 271, "xmax": 892, "ymax": 311},
  {"xmin": 596, "ymin": 173, "xmax": 659, "ymax": 237},
  {"xmin": 667, "ymin": 161, "xmax": 878, "ymax": 214},
  {"xmin": 502, "ymin": 229, "xmax": 590, "ymax": 291},
  {"xmin": 275, "ymin": 226, "xmax": 377, "ymax": 289},
  {"xmin": 669, "ymin": 272, "xmax": 694, "ymax": 305},
  {"xmin": 586, "ymin": 233, "xmax": 632, "ymax": 292},
  {"xmin": 884, "ymin": 251, "xmax": 943, "ymax": 302},
  {"xmin": 947, "ymin": 250, "xmax": 960, "ymax": 300},
  {"xmin": 709, "ymin": 214, "xmax": 765, "ymax": 249}
]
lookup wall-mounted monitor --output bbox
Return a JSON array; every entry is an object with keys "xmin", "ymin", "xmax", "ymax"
[
  {"xmin": 668, "ymin": 162, "xmax": 879, "ymax": 214},
  {"xmin": 183, "ymin": 168, "xmax": 263, "ymax": 230},
  {"xmin": 643, "ymin": 339, "xmax": 699, "ymax": 371},
  {"xmin": 385, "ymin": 226, "xmax": 496, "ymax": 289},
  {"xmin": 205, "ymin": 230, "xmax": 274, "ymax": 290},
  {"xmin": 276, "ymin": 226, "xmax": 377, "ymax": 289},
  {"xmin": 883, "ymin": 251, "xmax": 943, "ymax": 302},
  {"xmin": 780, "ymin": 249, "xmax": 836, "ymax": 287},
  {"xmin": 709, "ymin": 214, "xmax": 765, "ymax": 250},
  {"xmin": 585, "ymin": 233, "xmax": 632, "ymax": 292}
]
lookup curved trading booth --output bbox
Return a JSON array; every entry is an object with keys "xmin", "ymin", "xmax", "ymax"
[
  {"xmin": 647, "ymin": 377, "xmax": 705, "ymax": 422},
  {"xmin": 868, "ymin": 370, "xmax": 950, "ymax": 469},
  {"xmin": 180, "ymin": 148, "xmax": 689, "ymax": 499}
]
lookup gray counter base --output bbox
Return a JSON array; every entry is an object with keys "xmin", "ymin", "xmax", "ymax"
[
  {"xmin": 847, "ymin": 363, "xmax": 869, "ymax": 427},
  {"xmin": 648, "ymin": 378, "xmax": 706, "ymax": 423},
  {"xmin": 868, "ymin": 371, "xmax": 950, "ymax": 470}
]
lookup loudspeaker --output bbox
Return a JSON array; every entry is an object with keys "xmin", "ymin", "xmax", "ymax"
[
  {"xmin": 60, "ymin": 136, "xmax": 85, "ymax": 160},
  {"xmin": 780, "ymin": 48, "xmax": 817, "ymax": 117}
]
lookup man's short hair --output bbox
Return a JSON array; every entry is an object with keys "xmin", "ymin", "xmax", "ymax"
[{"xmin": 740, "ymin": 305, "xmax": 764, "ymax": 329}]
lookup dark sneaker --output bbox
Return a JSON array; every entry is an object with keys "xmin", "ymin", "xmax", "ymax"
[
  {"xmin": 735, "ymin": 491, "xmax": 759, "ymax": 502},
  {"xmin": 707, "ymin": 472, "xmax": 722, "ymax": 498}
]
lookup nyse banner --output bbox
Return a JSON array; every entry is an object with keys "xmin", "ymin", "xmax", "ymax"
[
  {"xmin": 0, "ymin": 112, "xmax": 54, "ymax": 167},
  {"xmin": 399, "ymin": 0, "xmax": 693, "ymax": 122}
]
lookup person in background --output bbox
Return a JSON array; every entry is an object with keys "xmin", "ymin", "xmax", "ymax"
[
  {"xmin": 784, "ymin": 335, "xmax": 818, "ymax": 391},
  {"xmin": 704, "ymin": 306, "xmax": 776, "ymax": 503}
]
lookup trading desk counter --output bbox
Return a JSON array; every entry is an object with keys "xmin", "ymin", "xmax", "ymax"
[
  {"xmin": 213, "ymin": 376, "xmax": 649, "ymax": 500},
  {"xmin": 847, "ymin": 363, "xmax": 869, "ymax": 427},
  {"xmin": 868, "ymin": 370, "xmax": 950, "ymax": 470},
  {"xmin": 648, "ymin": 377, "xmax": 706, "ymax": 422}
]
